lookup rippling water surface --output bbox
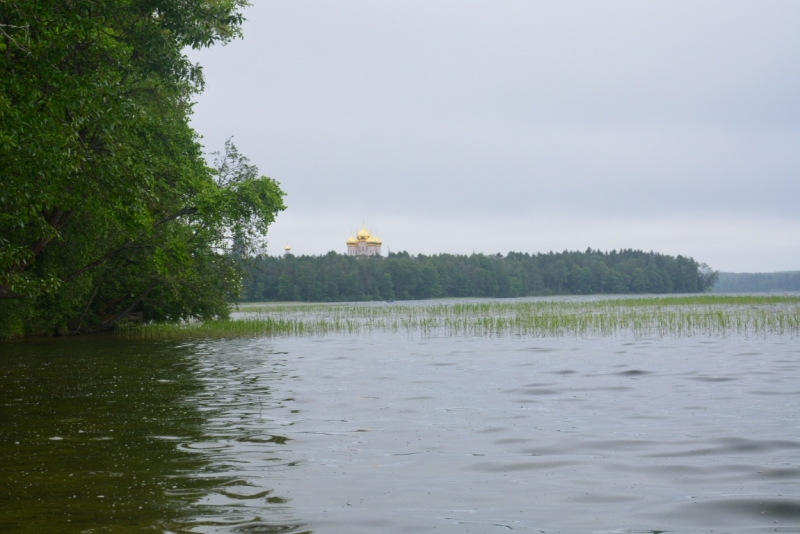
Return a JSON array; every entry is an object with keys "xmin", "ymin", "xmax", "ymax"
[{"xmin": 2, "ymin": 331, "xmax": 800, "ymax": 533}]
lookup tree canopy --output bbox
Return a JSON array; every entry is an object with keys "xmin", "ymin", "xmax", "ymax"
[
  {"xmin": 0, "ymin": 0, "xmax": 285, "ymax": 338},
  {"xmin": 242, "ymin": 249, "xmax": 718, "ymax": 302}
]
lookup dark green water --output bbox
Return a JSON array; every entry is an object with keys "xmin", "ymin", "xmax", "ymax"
[{"xmin": 0, "ymin": 336, "xmax": 301, "ymax": 533}]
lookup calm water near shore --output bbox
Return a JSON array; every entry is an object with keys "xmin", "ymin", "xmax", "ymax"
[{"xmin": 2, "ymin": 301, "xmax": 800, "ymax": 532}]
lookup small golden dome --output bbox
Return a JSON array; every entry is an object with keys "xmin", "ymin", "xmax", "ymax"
[
  {"xmin": 284, "ymin": 244, "xmax": 291, "ymax": 251},
  {"xmin": 357, "ymin": 226, "xmax": 370, "ymax": 240},
  {"xmin": 346, "ymin": 235, "xmax": 357, "ymax": 245},
  {"xmin": 366, "ymin": 235, "xmax": 377, "ymax": 245},
  {"xmin": 373, "ymin": 235, "xmax": 382, "ymax": 245}
]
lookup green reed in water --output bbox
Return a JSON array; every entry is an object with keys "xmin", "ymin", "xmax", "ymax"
[{"xmin": 117, "ymin": 295, "xmax": 800, "ymax": 340}]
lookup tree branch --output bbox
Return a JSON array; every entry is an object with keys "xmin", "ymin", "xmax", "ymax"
[
  {"xmin": 82, "ymin": 279, "xmax": 158, "ymax": 332},
  {"xmin": 64, "ymin": 205, "xmax": 198, "ymax": 283},
  {"xmin": 73, "ymin": 276, "xmax": 102, "ymax": 333},
  {"xmin": 2, "ymin": 202, "xmax": 196, "ymax": 299}
]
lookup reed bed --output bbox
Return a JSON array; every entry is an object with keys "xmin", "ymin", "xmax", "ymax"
[{"xmin": 117, "ymin": 295, "xmax": 800, "ymax": 340}]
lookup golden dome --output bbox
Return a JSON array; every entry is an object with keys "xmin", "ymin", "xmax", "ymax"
[
  {"xmin": 366, "ymin": 235, "xmax": 377, "ymax": 245},
  {"xmin": 346, "ymin": 235, "xmax": 357, "ymax": 245},
  {"xmin": 373, "ymin": 235, "xmax": 382, "ymax": 246},
  {"xmin": 356, "ymin": 226, "xmax": 371, "ymax": 240},
  {"xmin": 284, "ymin": 244, "xmax": 291, "ymax": 251}
]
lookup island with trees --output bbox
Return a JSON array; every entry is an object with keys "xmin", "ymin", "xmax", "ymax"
[
  {"xmin": 713, "ymin": 271, "xmax": 800, "ymax": 293},
  {"xmin": 242, "ymin": 249, "xmax": 718, "ymax": 302}
]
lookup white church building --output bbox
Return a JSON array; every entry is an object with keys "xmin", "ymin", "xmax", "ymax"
[{"xmin": 346, "ymin": 226, "xmax": 382, "ymax": 256}]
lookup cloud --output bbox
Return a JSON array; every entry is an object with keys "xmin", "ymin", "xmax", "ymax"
[{"xmin": 188, "ymin": 0, "xmax": 800, "ymax": 271}]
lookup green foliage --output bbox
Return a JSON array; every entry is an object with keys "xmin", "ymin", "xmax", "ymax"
[
  {"xmin": 241, "ymin": 249, "xmax": 718, "ymax": 303},
  {"xmin": 0, "ymin": 0, "xmax": 285, "ymax": 339}
]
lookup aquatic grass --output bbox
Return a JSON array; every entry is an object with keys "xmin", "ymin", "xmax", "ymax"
[
  {"xmin": 117, "ymin": 295, "xmax": 800, "ymax": 340},
  {"xmin": 118, "ymin": 316, "xmax": 368, "ymax": 340}
]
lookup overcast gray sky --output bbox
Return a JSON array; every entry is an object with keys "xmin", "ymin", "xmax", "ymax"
[{"xmin": 187, "ymin": 0, "xmax": 800, "ymax": 272}]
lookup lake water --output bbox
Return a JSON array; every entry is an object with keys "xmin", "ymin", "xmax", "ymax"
[{"xmin": 2, "ymin": 330, "xmax": 800, "ymax": 532}]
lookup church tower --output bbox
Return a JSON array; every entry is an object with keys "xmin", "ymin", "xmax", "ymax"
[{"xmin": 346, "ymin": 226, "xmax": 382, "ymax": 256}]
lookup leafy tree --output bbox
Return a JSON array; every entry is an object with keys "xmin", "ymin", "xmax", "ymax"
[
  {"xmin": 698, "ymin": 263, "xmax": 719, "ymax": 292},
  {"xmin": 0, "ymin": 0, "xmax": 285, "ymax": 338},
  {"xmin": 378, "ymin": 273, "xmax": 395, "ymax": 300},
  {"xmin": 569, "ymin": 264, "xmax": 594, "ymax": 294},
  {"xmin": 633, "ymin": 268, "xmax": 651, "ymax": 292},
  {"xmin": 419, "ymin": 263, "xmax": 443, "ymax": 298},
  {"xmin": 549, "ymin": 260, "xmax": 569, "ymax": 292}
]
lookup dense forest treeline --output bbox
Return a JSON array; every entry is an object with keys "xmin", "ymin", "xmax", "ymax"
[
  {"xmin": 242, "ymin": 249, "xmax": 718, "ymax": 302},
  {"xmin": 713, "ymin": 272, "xmax": 800, "ymax": 293}
]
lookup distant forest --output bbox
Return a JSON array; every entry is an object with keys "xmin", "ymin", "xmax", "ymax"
[
  {"xmin": 241, "ymin": 249, "xmax": 718, "ymax": 302},
  {"xmin": 713, "ymin": 272, "xmax": 800, "ymax": 293}
]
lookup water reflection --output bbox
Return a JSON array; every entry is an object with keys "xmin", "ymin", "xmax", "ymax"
[
  {"xmin": 179, "ymin": 340, "xmax": 308, "ymax": 533},
  {"xmin": 0, "ymin": 336, "xmax": 306, "ymax": 533}
]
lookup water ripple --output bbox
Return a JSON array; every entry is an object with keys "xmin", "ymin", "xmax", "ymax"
[{"xmin": 176, "ymin": 334, "xmax": 800, "ymax": 532}]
